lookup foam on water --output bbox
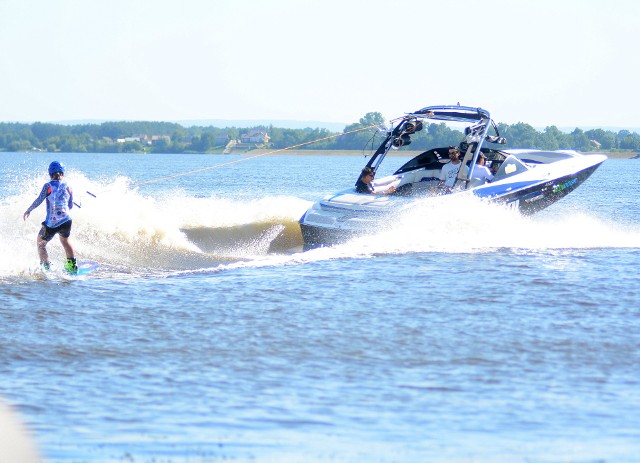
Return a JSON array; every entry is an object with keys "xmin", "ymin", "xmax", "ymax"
[{"xmin": 2, "ymin": 170, "xmax": 639, "ymax": 279}]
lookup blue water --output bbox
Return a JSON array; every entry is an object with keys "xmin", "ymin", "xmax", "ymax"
[{"xmin": 1, "ymin": 152, "xmax": 639, "ymax": 462}]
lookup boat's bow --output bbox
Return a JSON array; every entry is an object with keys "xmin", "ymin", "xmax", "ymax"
[{"xmin": 299, "ymin": 189, "xmax": 404, "ymax": 247}]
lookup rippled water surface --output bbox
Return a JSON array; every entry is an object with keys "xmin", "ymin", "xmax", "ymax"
[{"xmin": 1, "ymin": 152, "xmax": 639, "ymax": 462}]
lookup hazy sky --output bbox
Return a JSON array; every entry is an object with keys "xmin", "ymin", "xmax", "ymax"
[{"xmin": 1, "ymin": 0, "xmax": 638, "ymax": 128}]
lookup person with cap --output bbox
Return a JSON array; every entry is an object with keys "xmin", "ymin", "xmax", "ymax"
[
  {"xmin": 23, "ymin": 161, "xmax": 78, "ymax": 273},
  {"xmin": 355, "ymin": 167, "xmax": 396, "ymax": 195},
  {"xmin": 467, "ymin": 151, "xmax": 494, "ymax": 184},
  {"xmin": 437, "ymin": 146, "xmax": 463, "ymax": 193}
]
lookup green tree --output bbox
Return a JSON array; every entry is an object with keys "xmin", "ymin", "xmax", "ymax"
[
  {"xmin": 32, "ymin": 122, "xmax": 64, "ymax": 141},
  {"xmin": 619, "ymin": 133, "xmax": 640, "ymax": 150},
  {"xmin": 501, "ymin": 122, "xmax": 541, "ymax": 148},
  {"xmin": 270, "ymin": 128, "xmax": 306, "ymax": 149},
  {"xmin": 123, "ymin": 141, "xmax": 144, "ymax": 152},
  {"xmin": 570, "ymin": 128, "xmax": 591, "ymax": 151},
  {"xmin": 60, "ymin": 136, "xmax": 82, "ymax": 153},
  {"xmin": 200, "ymin": 132, "xmax": 215, "ymax": 151},
  {"xmin": 150, "ymin": 138, "xmax": 171, "ymax": 153},
  {"xmin": 7, "ymin": 140, "xmax": 32, "ymax": 151},
  {"xmin": 584, "ymin": 128, "xmax": 617, "ymax": 150},
  {"xmin": 338, "ymin": 112, "xmax": 386, "ymax": 150},
  {"xmin": 422, "ymin": 122, "xmax": 463, "ymax": 147},
  {"xmin": 539, "ymin": 126, "xmax": 566, "ymax": 150},
  {"xmin": 171, "ymin": 128, "xmax": 188, "ymax": 145}
]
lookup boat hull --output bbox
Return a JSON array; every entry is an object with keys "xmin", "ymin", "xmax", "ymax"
[
  {"xmin": 480, "ymin": 160, "xmax": 604, "ymax": 215},
  {"xmin": 300, "ymin": 222, "xmax": 362, "ymax": 250}
]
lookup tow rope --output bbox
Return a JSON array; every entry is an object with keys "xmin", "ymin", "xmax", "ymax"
[
  {"xmin": 85, "ymin": 123, "xmax": 382, "ymax": 198},
  {"xmin": 131, "ymin": 123, "xmax": 381, "ymax": 187}
]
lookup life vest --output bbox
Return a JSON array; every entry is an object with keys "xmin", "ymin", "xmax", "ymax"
[{"xmin": 45, "ymin": 180, "xmax": 71, "ymax": 227}]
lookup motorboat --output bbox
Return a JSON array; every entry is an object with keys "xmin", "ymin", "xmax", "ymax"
[{"xmin": 299, "ymin": 104, "xmax": 607, "ymax": 248}]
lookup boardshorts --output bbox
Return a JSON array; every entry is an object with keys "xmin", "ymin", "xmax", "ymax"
[{"xmin": 39, "ymin": 220, "xmax": 73, "ymax": 242}]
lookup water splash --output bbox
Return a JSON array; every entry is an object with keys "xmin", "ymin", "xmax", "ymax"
[
  {"xmin": 0, "ymin": 172, "xmax": 310, "ymax": 278},
  {"xmin": 2, "ymin": 172, "xmax": 639, "ymax": 280},
  {"xmin": 345, "ymin": 194, "xmax": 640, "ymax": 255}
]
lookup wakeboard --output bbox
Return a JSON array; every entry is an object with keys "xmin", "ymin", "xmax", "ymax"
[
  {"xmin": 37, "ymin": 261, "xmax": 100, "ymax": 277},
  {"xmin": 73, "ymin": 261, "xmax": 100, "ymax": 276}
]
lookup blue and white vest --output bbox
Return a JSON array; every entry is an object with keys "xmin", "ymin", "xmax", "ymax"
[{"xmin": 45, "ymin": 181, "xmax": 72, "ymax": 227}]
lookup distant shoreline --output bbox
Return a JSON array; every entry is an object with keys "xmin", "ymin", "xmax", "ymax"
[
  {"xmin": 236, "ymin": 149, "xmax": 639, "ymax": 159},
  {"xmin": 5, "ymin": 149, "xmax": 638, "ymax": 159}
]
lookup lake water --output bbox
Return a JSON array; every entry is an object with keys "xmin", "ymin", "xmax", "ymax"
[{"xmin": 1, "ymin": 151, "xmax": 639, "ymax": 463}]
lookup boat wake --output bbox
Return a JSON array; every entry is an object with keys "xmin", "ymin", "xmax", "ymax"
[{"xmin": 1, "ymin": 172, "xmax": 639, "ymax": 280}]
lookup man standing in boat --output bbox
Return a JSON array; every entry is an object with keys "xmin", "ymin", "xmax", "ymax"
[{"xmin": 438, "ymin": 146, "xmax": 462, "ymax": 193}]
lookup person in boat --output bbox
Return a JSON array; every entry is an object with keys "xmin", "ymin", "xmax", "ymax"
[
  {"xmin": 466, "ymin": 152, "xmax": 494, "ymax": 184},
  {"xmin": 355, "ymin": 167, "xmax": 396, "ymax": 195},
  {"xmin": 437, "ymin": 146, "xmax": 462, "ymax": 193},
  {"xmin": 23, "ymin": 161, "xmax": 78, "ymax": 273}
]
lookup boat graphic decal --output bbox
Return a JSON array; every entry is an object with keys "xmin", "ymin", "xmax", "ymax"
[{"xmin": 552, "ymin": 177, "xmax": 577, "ymax": 193}]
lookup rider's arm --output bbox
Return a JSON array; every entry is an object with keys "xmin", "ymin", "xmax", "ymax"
[{"xmin": 25, "ymin": 183, "xmax": 51, "ymax": 214}]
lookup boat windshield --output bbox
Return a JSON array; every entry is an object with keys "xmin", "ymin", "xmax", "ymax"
[
  {"xmin": 393, "ymin": 150, "xmax": 445, "ymax": 175},
  {"xmin": 492, "ymin": 155, "xmax": 530, "ymax": 181}
]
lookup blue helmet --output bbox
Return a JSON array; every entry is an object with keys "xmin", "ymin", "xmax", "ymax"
[{"xmin": 48, "ymin": 161, "xmax": 64, "ymax": 176}]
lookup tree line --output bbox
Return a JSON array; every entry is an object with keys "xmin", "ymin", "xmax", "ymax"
[{"xmin": 1, "ymin": 112, "xmax": 638, "ymax": 154}]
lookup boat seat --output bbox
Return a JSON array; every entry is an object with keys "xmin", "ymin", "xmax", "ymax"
[{"xmin": 396, "ymin": 168, "xmax": 440, "ymax": 185}]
